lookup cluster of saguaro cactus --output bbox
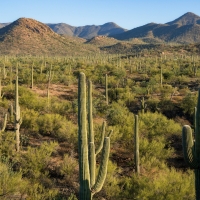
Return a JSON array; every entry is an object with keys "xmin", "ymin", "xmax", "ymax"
[
  {"xmin": 78, "ymin": 72, "xmax": 111, "ymax": 200},
  {"xmin": 182, "ymin": 89, "xmax": 200, "ymax": 199}
]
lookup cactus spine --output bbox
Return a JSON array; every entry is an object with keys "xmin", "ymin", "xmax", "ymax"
[
  {"xmin": 182, "ymin": 89, "xmax": 200, "ymax": 199},
  {"xmin": 78, "ymin": 72, "xmax": 111, "ymax": 200},
  {"xmin": 134, "ymin": 115, "xmax": 140, "ymax": 174}
]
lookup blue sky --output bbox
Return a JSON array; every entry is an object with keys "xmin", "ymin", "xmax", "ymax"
[{"xmin": 1, "ymin": 0, "xmax": 200, "ymax": 30}]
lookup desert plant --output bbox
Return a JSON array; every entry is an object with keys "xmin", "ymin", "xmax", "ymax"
[
  {"xmin": 78, "ymin": 72, "xmax": 111, "ymax": 199},
  {"xmin": 182, "ymin": 89, "xmax": 200, "ymax": 199},
  {"xmin": 134, "ymin": 115, "xmax": 140, "ymax": 174}
]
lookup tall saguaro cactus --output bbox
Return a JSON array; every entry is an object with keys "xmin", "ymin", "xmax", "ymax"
[
  {"xmin": 78, "ymin": 72, "xmax": 111, "ymax": 200},
  {"xmin": 105, "ymin": 74, "xmax": 108, "ymax": 105},
  {"xmin": 15, "ymin": 75, "xmax": 21, "ymax": 152},
  {"xmin": 134, "ymin": 115, "xmax": 140, "ymax": 174},
  {"xmin": 182, "ymin": 89, "xmax": 200, "ymax": 199}
]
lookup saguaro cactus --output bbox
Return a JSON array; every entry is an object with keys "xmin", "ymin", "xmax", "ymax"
[
  {"xmin": 78, "ymin": 72, "xmax": 111, "ymax": 200},
  {"xmin": 134, "ymin": 115, "xmax": 140, "ymax": 174},
  {"xmin": 140, "ymin": 97, "xmax": 147, "ymax": 114},
  {"xmin": 182, "ymin": 89, "xmax": 200, "ymax": 199},
  {"xmin": 30, "ymin": 63, "xmax": 34, "ymax": 89},
  {"xmin": 15, "ymin": 75, "xmax": 21, "ymax": 152},
  {"xmin": 105, "ymin": 74, "xmax": 108, "ymax": 105},
  {"xmin": 0, "ymin": 113, "xmax": 7, "ymax": 133}
]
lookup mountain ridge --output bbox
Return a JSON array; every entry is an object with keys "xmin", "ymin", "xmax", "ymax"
[{"xmin": 111, "ymin": 12, "xmax": 200, "ymax": 44}]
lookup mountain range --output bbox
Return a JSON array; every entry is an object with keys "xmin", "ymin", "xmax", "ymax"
[
  {"xmin": 0, "ymin": 12, "xmax": 199, "ymax": 43},
  {"xmin": 111, "ymin": 12, "xmax": 200, "ymax": 43},
  {"xmin": 0, "ymin": 12, "xmax": 200, "ymax": 55}
]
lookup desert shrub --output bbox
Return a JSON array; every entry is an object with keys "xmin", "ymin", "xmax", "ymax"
[
  {"xmin": 0, "ymin": 161, "xmax": 27, "ymax": 200},
  {"xmin": 181, "ymin": 92, "xmax": 198, "ymax": 116},
  {"xmin": 140, "ymin": 137, "xmax": 174, "ymax": 167},
  {"xmin": 25, "ymin": 182, "xmax": 58, "ymax": 200},
  {"xmin": 37, "ymin": 113, "xmax": 77, "ymax": 142},
  {"xmin": 18, "ymin": 86, "xmax": 47, "ymax": 111},
  {"xmin": 21, "ymin": 108, "xmax": 40, "ymax": 134},
  {"xmin": 0, "ymin": 131, "xmax": 16, "ymax": 158},
  {"xmin": 139, "ymin": 112, "xmax": 181, "ymax": 140},
  {"xmin": 106, "ymin": 102, "xmax": 134, "ymax": 143},
  {"xmin": 122, "ymin": 168, "xmax": 194, "ymax": 200},
  {"xmin": 99, "ymin": 161, "xmax": 121, "ymax": 200},
  {"xmin": 20, "ymin": 141, "xmax": 58, "ymax": 179},
  {"xmin": 58, "ymin": 153, "xmax": 78, "ymax": 186}
]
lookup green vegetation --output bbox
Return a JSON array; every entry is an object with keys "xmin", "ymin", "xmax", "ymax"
[{"xmin": 0, "ymin": 52, "xmax": 198, "ymax": 199}]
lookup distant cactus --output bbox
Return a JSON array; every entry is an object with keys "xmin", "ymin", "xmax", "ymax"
[
  {"xmin": 140, "ymin": 97, "xmax": 147, "ymax": 114},
  {"xmin": 0, "ymin": 78, "xmax": 4, "ymax": 99},
  {"xmin": 182, "ymin": 89, "xmax": 200, "ymax": 199},
  {"xmin": 78, "ymin": 72, "xmax": 111, "ymax": 199},
  {"xmin": 30, "ymin": 62, "xmax": 34, "ymax": 89},
  {"xmin": 0, "ymin": 113, "xmax": 7, "ymax": 133},
  {"xmin": 105, "ymin": 74, "xmax": 108, "ymax": 105}
]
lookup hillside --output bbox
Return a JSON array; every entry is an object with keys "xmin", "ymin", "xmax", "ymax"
[
  {"xmin": 111, "ymin": 12, "xmax": 200, "ymax": 44},
  {"xmin": 0, "ymin": 18, "xmax": 98, "ymax": 55},
  {"xmin": 0, "ymin": 23, "xmax": 9, "ymax": 28},
  {"xmin": 48, "ymin": 22, "xmax": 127, "ymax": 39}
]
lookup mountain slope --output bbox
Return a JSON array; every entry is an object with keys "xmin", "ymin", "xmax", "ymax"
[
  {"xmin": 0, "ymin": 23, "xmax": 9, "ymax": 29},
  {"xmin": 48, "ymin": 22, "xmax": 127, "ymax": 39},
  {"xmin": 111, "ymin": 12, "xmax": 200, "ymax": 44},
  {"xmin": 166, "ymin": 12, "xmax": 200, "ymax": 26},
  {"xmin": 47, "ymin": 23, "xmax": 75, "ymax": 36},
  {"xmin": 0, "ymin": 18, "xmax": 98, "ymax": 55}
]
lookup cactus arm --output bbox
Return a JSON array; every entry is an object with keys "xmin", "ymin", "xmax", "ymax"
[
  {"xmin": 88, "ymin": 80, "xmax": 94, "ymax": 143},
  {"xmin": 89, "ymin": 142, "xmax": 96, "ymax": 187},
  {"xmin": 78, "ymin": 72, "xmax": 91, "ymax": 199},
  {"xmin": 182, "ymin": 125, "xmax": 197, "ymax": 168},
  {"xmin": 88, "ymin": 80, "xmax": 96, "ymax": 187},
  {"xmin": 95, "ymin": 121, "xmax": 106, "ymax": 156},
  {"xmin": 108, "ymin": 130, "xmax": 113, "ymax": 137},
  {"xmin": 91, "ymin": 137, "xmax": 110, "ymax": 194}
]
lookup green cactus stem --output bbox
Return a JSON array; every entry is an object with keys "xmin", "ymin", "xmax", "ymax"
[
  {"xmin": 182, "ymin": 89, "xmax": 200, "ymax": 199},
  {"xmin": 78, "ymin": 72, "xmax": 111, "ymax": 200}
]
